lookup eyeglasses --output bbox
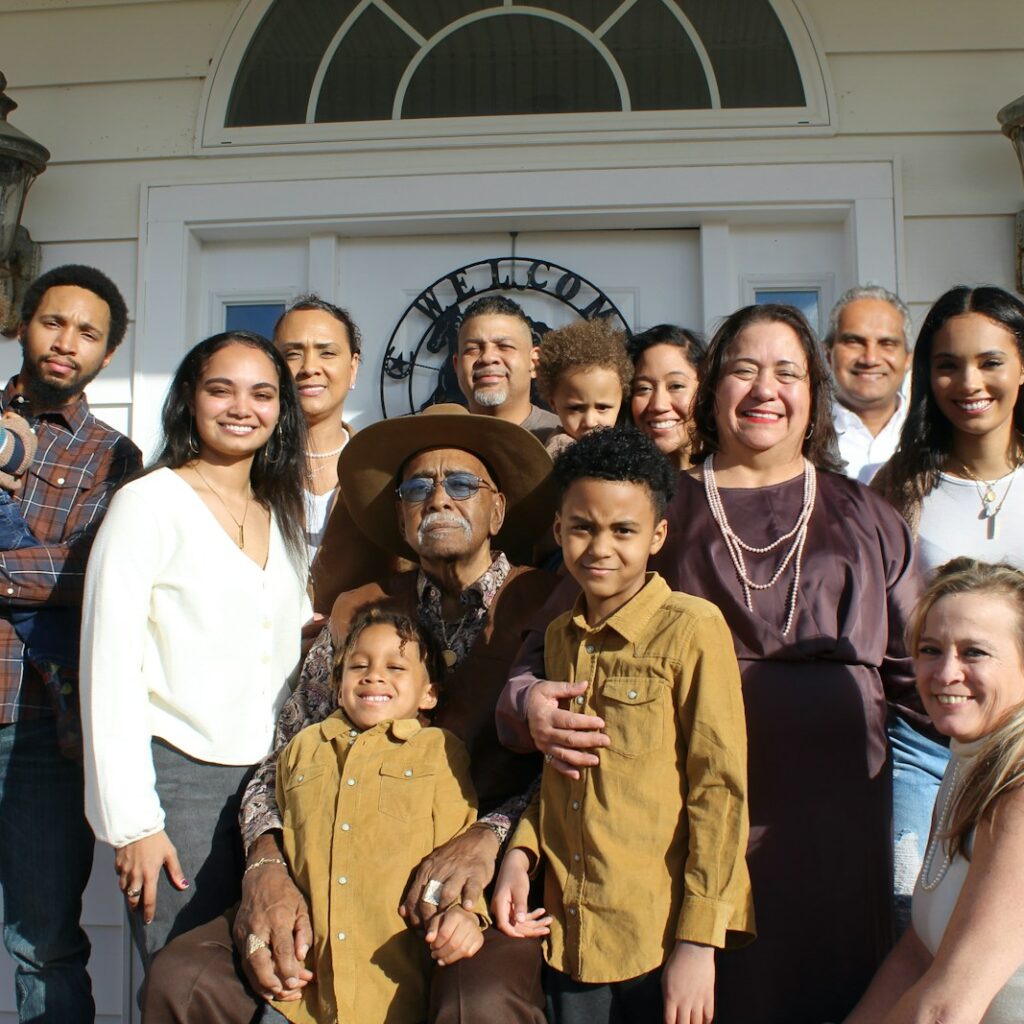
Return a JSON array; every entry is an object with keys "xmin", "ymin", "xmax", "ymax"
[{"xmin": 395, "ymin": 472, "xmax": 495, "ymax": 504}]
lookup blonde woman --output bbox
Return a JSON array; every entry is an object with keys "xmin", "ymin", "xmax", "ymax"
[{"xmin": 846, "ymin": 558, "xmax": 1024, "ymax": 1024}]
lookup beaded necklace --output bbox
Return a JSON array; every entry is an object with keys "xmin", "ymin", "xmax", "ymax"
[
  {"xmin": 702, "ymin": 454, "xmax": 816, "ymax": 636},
  {"xmin": 918, "ymin": 759, "xmax": 963, "ymax": 891}
]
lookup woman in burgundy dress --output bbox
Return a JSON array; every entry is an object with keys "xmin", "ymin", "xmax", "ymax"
[{"xmin": 649, "ymin": 304, "xmax": 925, "ymax": 1022}]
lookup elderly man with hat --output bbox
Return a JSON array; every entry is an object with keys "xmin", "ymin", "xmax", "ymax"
[{"xmin": 143, "ymin": 405, "xmax": 556, "ymax": 1024}]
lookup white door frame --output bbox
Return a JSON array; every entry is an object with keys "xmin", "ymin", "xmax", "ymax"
[{"xmin": 134, "ymin": 159, "xmax": 901, "ymax": 454}]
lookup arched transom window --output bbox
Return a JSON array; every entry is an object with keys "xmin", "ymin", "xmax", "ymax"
[{"xmin": 199, "ymin": 0, "xmax": 832, "ymax": 150}]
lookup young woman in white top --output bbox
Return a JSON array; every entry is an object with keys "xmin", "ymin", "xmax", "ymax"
[
  {"xmin": 874, "ymin": 285, "xmax": 1024, "ymax": 573},
  {"xmin": 845, "ymin": 558, "xmax": 1024, "ymax": 1024},
  {"xmin": 272, "ymin": 295, "xmax": 360, "ymax": 564},
  {"xmin": 80, "ymin": 330, "xmax": 311, "ymax": 965}
]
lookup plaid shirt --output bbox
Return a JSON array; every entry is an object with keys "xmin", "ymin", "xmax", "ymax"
[{"xmin": 0, "ymin": 378, "xmax": 142, "ymax": 721}]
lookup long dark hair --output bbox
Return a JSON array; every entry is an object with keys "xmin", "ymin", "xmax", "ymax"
[
  {"xmin": 881, "ymin": 286, "xmax": 1024, "ymax": 505},
  {"xmin": 690, "ymin": 304, "xmax": 844, "ymax": 472},
  {"xmin": 154, "ymin": 330, "xmax": 309, "ymax": 566}
]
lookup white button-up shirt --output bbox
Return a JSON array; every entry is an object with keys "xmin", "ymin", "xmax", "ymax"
[{"xmin": 833, "ymin": 395, "xmax": 907, "ymax": 484}]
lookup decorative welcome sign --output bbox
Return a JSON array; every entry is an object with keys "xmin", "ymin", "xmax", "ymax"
[{"xmin": 379, "ymin": 256, "xmax": 628, "ymax": 417}]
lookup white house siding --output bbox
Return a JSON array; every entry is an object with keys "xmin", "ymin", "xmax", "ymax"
[{"xmin": 0, "ymin": 1, "xmax": 1022, "ymax": 1020}]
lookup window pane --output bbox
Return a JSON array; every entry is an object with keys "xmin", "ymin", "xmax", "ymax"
[
  {"xmin": 754, "ymin": 289, "xmax": 820, "ymax": 335},
  {"xmin": 403, "ymin": 15, "xmax": 622, "ymax": 118},
  {"xmin": 224, "ymin": 303, "xmax": 286, "ymax": 338}
]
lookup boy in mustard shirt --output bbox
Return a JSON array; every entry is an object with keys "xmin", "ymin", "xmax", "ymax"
[
  {"xmin": 272, "ymin": 606, "xmax": 486, "ymax": 1024},
  {"xmin": 493, "ymin": 426, "xmax": 754, "ymax": 1023}
]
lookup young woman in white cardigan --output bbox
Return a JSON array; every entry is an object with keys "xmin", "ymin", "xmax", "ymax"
[{"xmin": 80, "ymin": 330, "xmax": 311, "ymax": 965}]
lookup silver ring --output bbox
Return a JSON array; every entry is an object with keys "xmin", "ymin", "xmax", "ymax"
[
  {"xmin": 422, "ymin": 879, "xmax": 445, "ymax": 906},
  {"xmin": 125, "ymin": 887, "xmax": 142, "ymax": 899},
  {"xmin": 245, "ymin": 933, "xmax": 268, "ymax": 958},
  {"xmin": 544, "ymin": 754, "xmax": 553, "ymax": 764}
]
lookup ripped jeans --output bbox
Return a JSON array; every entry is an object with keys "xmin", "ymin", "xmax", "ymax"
[{"xmin": 889, "ymin": 711, "xmax": 950, "ymax": 936}]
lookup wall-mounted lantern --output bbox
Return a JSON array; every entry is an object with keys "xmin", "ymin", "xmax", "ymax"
[
  {"xmin": 998, "ymin": 95, "xmax": 1024, "ymax": 295},
  {"xmin": 0, "ymin": 71, "xmax": 49, "ymax": 336}
]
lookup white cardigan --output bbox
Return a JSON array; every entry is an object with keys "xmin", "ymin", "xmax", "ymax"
[{"xmin": 81, "ymin": 467, "xmax": 311, "ymax": 847}]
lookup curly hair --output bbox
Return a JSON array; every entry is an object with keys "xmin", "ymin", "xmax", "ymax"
[
  {"xmin": 908, "ymin": 557, "xmax": 1024, "ymax": 858},
  {"xmin": 553, "ymin": 424, "xmax": 676, "ymax": 518},
  {"xmin": 20, "ymin": 264, "xmax": 129, "ymax": 352},
  {"xmin": 536, "ymin": 318, "xmax": 633, "ymax": 403},
  {"xmin": 152, "ymin": 330, "xmax": 309, "ymax": 567},
  {"xmin": 333, "ymin": 605, "xmax": 446, "ymax": 712},
  {"xmin": 874, "ymin": 286, "xmax": 1024, "ymax": 525},
  {"xmin": 689, "ymin": 304, "xmax": 844, "ymax": 473}
]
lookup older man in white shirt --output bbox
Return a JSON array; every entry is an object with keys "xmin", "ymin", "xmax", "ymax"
[{"xmin": 825, "ymin": 285, "xmax": 912, "ymax": 483}]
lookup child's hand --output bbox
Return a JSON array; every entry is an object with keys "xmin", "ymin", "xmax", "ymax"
[
  {"xmin": 662, "ymin": 941, "xmax": 715, "ymax": 1024},
  {"xmin": 491, "ymin": 848, "xmax": 552, "ymax": 939},
  {"xmin": 425, "ymin": 905, "xmax": 483, "ymax": 966}
]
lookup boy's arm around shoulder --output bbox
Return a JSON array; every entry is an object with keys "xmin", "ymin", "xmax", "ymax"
[{"xmin": 674, "ymin": 603, "xmax": 755, "ymax": 950}]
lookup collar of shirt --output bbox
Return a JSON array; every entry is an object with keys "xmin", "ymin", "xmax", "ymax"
[
  {"xmin": 2, "ymin": 376, "xmax": 91, "ymax": 434},
  {"xmin": 416, "ymin": 550, "xmax": 511, "ymax": 667},
  {"xmin": 319, "ymin": 707, "xmax": 423, "ymax": 746},
  {"xmin": 831, "ymin": 391, "xmax": 905, "ymax": 439},
  {"xmin": 567, "ymin": 572, "xmax": 671, "ymax": 643}
]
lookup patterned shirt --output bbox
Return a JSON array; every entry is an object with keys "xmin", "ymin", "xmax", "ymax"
[
  {"xmin": 240, "ymin": 552, "xmax": 534, "ymax": 852},
  {"xmin": 0, "ymin": 379, "xmax": 142, "ymax": 721}
]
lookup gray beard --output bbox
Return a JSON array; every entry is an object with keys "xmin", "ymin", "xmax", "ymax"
[{"xmin": 472, "ymin": 386, "xmax": 508, "ymax": 408}]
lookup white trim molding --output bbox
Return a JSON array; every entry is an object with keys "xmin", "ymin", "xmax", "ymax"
[{"xmin": 133, "ymin": 159, "xmax": 900, "ymax": 454}]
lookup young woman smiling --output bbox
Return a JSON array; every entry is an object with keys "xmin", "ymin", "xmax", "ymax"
[
  {"xmin": 874, "ymin": 286, "xmax": 1024, "ymax": 572},
  {"xmin": 80, "ymin": 331, "xmax": 311, "ymax": 968},
  {"xmin": 627, "ymin": 324, "xmax": 706, "ymax": 470}
]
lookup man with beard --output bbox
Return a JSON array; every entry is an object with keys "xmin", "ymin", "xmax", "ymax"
[
  {"xmin": 0, "ymin": 265, "xmax": 142, "ymax": 1022},
  {"xmin": 454, "ymin": 296, "xmax": 560, "ymax": 444}
]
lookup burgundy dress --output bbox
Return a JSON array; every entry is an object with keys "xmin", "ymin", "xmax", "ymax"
[{"xmin": 650, "ymin": 470, "xmax": 924, "ymax": 1024}]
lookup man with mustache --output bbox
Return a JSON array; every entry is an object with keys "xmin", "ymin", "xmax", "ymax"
[
  {"xmin": 0, "ymin": 265, "xmax": 142, "ymax": 1022},
  {"xmin": 454, "ymin": 296, "xmax": 560, "ymax": 444},
  {"xmin": 144, "ymin": 404, "xmax": 557, "ymax": 1024}
]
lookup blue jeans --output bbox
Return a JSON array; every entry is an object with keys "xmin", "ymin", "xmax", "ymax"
[
  {"xmin": 0, "ymin": 494, "xmax": 74, "ymax": 668},
  {"xmin": 889, "ymin": 711, "xmax": 950, "ymax": 935},
  {"xmin": 0, "ymin": 716, "xmax": 95, "ymax": 1022}
]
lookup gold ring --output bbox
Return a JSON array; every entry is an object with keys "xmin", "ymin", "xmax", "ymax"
[
  {"xmin": 246, "ymin": 933, "xmax": 269, "ymax": 958},
  {"xmin": 125, "ymin": 887, "xmax": 142, "ymax": 899}
]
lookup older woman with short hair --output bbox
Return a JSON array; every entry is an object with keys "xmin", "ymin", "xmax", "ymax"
[{"xmin": 845, "ymin": 558, "xmax": 1024, "ymax": 1024}]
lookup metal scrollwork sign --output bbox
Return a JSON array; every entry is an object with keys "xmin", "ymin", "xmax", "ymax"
[{"xmin": 379, "ymin": 256, "xmax": 629, "ymax": 418}]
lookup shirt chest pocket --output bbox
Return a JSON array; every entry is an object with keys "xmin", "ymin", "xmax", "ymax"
[
  {"xmin": 379, "ymin": 761, "xmax": 436, "ymax": 822},
  {"xmin": 281, "ymin": 764, "xmax": 327, "ymax": 829},
  {"xmin": 27, "ymin": 462, "xmax": 95, "ymax": 525},
  {"xmin": 598, "ymin": 677, "xmax": 666, "ymax": 758}
]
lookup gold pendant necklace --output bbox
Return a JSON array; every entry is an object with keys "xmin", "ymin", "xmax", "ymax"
[{"xmin": 192, "ymin": 464, "xmax": 252, "ymax": 549}]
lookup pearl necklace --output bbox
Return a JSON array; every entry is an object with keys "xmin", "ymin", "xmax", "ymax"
[
  {"xmin": 305, "ymin": 443, "xmax": 346, "ymax": 459},
  {"xmin": 918, "ymin": 758, "xmax": 963, "ymax": 891},
  {"xmin": 702, "ymin": 454, "xmax": 816, "ymax": 637}
]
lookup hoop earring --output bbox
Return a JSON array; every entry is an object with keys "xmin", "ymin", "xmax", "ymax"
[
  {"xmin": 264, "ymin": 425, "xmax": 282, "ymax": 465},
  {"xmin": 188, "ymin": 418, "xmax": 200, "ymax": 455}
]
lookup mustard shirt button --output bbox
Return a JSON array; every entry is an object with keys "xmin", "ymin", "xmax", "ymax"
[
  {"xmin": 571, "ymin": 800, "xmax": 580, "ymax": 811},
  {"xmin": 341, "ymin": 823, "xmax": 351, "ymax": 832},
  {"xmin": 347, "ymin": 778, "xmax": 356, "ymax": 786},
  {"xmin": 575, "ymin": 695, "xmax": 585, "ymax": 705},
  {"xmin": 338, "ymin": 932, "xmax": 346, "ymax": 941},
  {"xmin": 296, "ymin": 774, "xmax": 304, "ymax": 782},
  {"xmin": 585, "ymin": 644, "xmax": 595, "ymax": 654},
  {"xmin": 338, "ymin": 876, "xmax": 348, "ymax": 885},
  {"xmin": 403, "ymin": 769, "xmax": 413, "ymax": 777},
  {"xmin": 627, "ymin": 689, "xmax": 638, "ymax": 700}
]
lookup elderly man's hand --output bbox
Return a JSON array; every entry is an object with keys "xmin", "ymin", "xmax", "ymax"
[
  {"xmin": 233, "ymin": 835, "xmax": 314, "ymax": 1002},
  {"xmin": 526, "ymin": 679, "xmax": 610, "ymax": 779},
  {"xmin": 399, "ymin": 825, "xmax": 501, "ymax": 929}
]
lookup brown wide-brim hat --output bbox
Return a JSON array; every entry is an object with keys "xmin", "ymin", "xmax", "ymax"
[{"xmin": 338, "ymin": 404, "xmax": 556, "ymax": 565}]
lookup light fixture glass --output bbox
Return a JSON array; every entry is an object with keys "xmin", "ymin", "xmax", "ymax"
[{"xmin": 0, "ymin": 72, "xmax": 50, "ymax": 263}]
